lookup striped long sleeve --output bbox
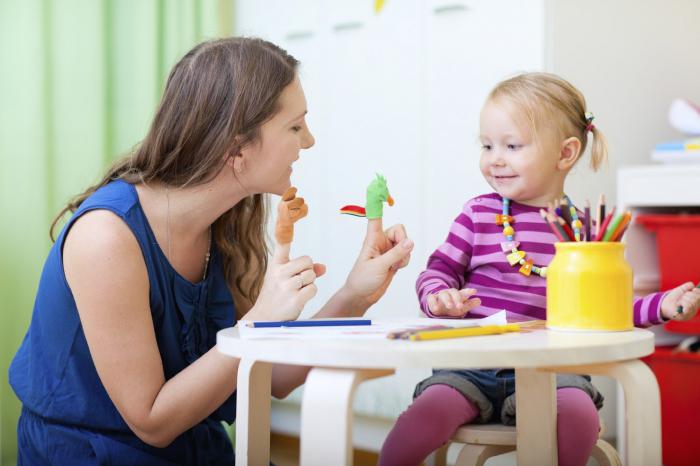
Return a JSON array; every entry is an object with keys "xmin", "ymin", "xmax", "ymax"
[{"xmin": 416, "ymin": 193, "xmax": 666, "ymax": 327}]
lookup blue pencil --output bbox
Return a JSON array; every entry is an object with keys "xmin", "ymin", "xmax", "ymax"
[{"xmin": 251, "ymin": 319, "xmax": 372, "ymax": 328}]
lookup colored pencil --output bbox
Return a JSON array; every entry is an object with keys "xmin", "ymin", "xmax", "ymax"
[
  {"xmin": 608, "ymin": 212, "xmax": 632, "ymax": 241},
  {"xmin": 408, "ymin": 324, "xmax": 521, "ymax": 341},
  {"xmin": 602, "ymin": 212, "xmax": 627, "ymax": 242},
  {"xmin": 584, "ymin": 199, "xmax": 591, "ymax": 242},
  {"xmin": 250, "ymin": 319, "xmax": 372, "ymax": 328},
  {"xmin": 596, "ymin": 194, "xmax": 605, "ymax": 237},
  {"xmin": 559, "ymin": 198, "xmax": 573, "ymax": 225},
  {"xmin": 595, "ymin": 207, "xmax": 616, "ymax": 241},
  {"xmin": 540, "ymin": 209, "xmax": 565, "ymax": 241},
  {"xmin": 558, "ymin": 217, "xmax": 576, "ymax": 241}
]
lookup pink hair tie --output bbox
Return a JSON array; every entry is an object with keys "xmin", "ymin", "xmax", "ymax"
[{"xmin": 584, "ymin": 111, "xmax": 595, "ymax": 133}]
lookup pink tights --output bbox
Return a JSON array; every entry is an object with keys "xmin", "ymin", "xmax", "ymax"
[{"xmin": 378, "ymin": 384, "xmax": 599, "ymax": 466}]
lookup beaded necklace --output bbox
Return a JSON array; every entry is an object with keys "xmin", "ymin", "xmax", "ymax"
[{"xmin": 498, "ymin": 195, "xmax": 581, "ymax": 277}]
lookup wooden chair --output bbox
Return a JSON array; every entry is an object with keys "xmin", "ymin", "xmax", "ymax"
[{"xmin": 425, "ymin": 420, "xmax": 621, "ymax": 466}]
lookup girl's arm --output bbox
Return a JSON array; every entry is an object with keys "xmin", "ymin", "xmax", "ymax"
[
  {"xmin": 635, "ymin": 282, "xmax": 700, "ymax": 327},
  {"xmin": 417, "ymin": 203, "xmax": 475, "ymax": 316}
]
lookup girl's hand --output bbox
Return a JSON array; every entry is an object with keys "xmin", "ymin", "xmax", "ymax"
[
  {"xmin": 343, "ymin": 219, "xmax": 414, "ymax": 309},
  {"xmin": 427, "ymin": 288, "xmax": 481, "ymax": 317},
  {"xmin": 246, "ymin": 242, "xmax": 325, "ymax": 322},
  {"xmin": 661, "ymin": 282, "xmax": 700, "ymax": 321}
]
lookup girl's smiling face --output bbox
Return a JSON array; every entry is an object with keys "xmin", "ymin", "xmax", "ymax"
[{"xmin": 479, "ymin": 99, "xmax": 566, "ymax": 207}]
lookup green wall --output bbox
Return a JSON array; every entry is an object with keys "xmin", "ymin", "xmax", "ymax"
[{"xmin": 0, "ymin": 1, "xmax": 233, "ymax": 463}]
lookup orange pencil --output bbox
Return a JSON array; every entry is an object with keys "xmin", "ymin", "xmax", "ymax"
[{"xmin": 609, "ymin": 212, "xmax": 632, "ymax": 241}]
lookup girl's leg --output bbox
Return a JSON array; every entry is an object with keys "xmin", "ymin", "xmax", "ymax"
[
  {"xmin": 556, "ymin": 387, "xmax": 600, "ymax": 466},
  {"xmin": 378, "ymin": 384, "xmax": 479, "ymax": 466}
]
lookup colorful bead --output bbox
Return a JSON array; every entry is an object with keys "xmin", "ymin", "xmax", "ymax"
[
  {"xmin": 507, "ymin": 250, "xmax": 526, "ymax": 265},
  {"xmin": 500, "ymin": 241, "xmax": 520, "ymax": 252},
  {"xmin": 501, "ymin": 198, "xmax": 553, "ymax": 280},
  {"xmin": 496, "ymin": 214, "xmax": 514, "ymax": 225}
]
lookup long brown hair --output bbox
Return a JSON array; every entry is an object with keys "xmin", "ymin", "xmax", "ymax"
[{"xmin": 50, "ymin": 37, "xmax": 299, "ymax": 311}]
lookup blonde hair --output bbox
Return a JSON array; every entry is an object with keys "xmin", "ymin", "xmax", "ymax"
[
  {"xmin": 51, "ymin": 37, "xmax": 300, "ymax": 315},
  {"xmin": 487, "ymin": 72, "xmax": 608, "ymax": 171}
]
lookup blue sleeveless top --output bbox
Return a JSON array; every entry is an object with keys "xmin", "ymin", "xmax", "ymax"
[{"xmin": 9, "ymin": 180, "xmax": 237, "ymax": 465}]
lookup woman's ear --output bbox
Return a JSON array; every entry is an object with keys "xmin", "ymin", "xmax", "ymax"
[
  {"xmin": 233, "ymin": 155, "xmax": 245, "ymax": 174},
  {"xmin": 225, "ymin": 139, "xmax": 246, "ymax": 173},
  {"xmin": 557, "ymin": 137, "xmax": 582, "ymax": 171}
]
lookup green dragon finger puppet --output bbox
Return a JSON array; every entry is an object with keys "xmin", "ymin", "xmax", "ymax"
[{"xmin": 340, "ymin": 173, "xmax": 394, "ymax": 219}]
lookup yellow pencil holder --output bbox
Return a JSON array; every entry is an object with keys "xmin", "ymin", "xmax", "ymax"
[{"xmin": 546, "ymin": 242, "xmax": 633, "ymax": 331}]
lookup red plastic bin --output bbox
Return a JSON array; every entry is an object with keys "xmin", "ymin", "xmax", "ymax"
[
  {"xmin": 636, "ymin": 214, "xmax": 700, "ymax": 334},
  {"xmin": 642, "ymin": 346, "xmax": 700, "ymax": 466}
]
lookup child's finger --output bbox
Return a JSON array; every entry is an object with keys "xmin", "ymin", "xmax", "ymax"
[
  {"xmin": 682, "ymin": 292, "xmax": 700, "ymax": 316},
  {"xmin": 464, "ymin": 297, "xmax": 481, "ymax": 312},
  {"xmin": 680, "ymin": 281, "xmax": 696, "ymax": 293},
  {"xmin": 459, "ymin": 288, "xmax": 478, "ymax": 300},
  {"xmin": 448, "ymin": 289, "xmax": 464, "ymax": 310},
  {"xmin": 438, "ymin": 291, "xmax": 455, "ymax": 310},
  {"xmin": 444, "ymin": 306, "xmax": 470, "ymax": 317},
  {"xmin": 427, "ymin": 294, "xmax": 439, "ymax": 313}
]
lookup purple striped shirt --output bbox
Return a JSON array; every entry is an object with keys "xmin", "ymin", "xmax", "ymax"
[{"xmin": 416, "ymin": 193, "xmax": 666, "ymax": 327}]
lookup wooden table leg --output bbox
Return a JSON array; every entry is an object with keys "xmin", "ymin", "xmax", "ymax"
[
  {"xmin": 235, "ymin": 358, "xmax": 272, "ymax": 466},
  {"xmin": 299, "ymin": 368, "xmax": 394, "ymax": 466},
  {"xmin": 544, "ymin": 361, "xmax": 661, "ymax": 466},
  {"xmin": 515, "ymin": 368, "xmax": 558, "ymax": 465}
]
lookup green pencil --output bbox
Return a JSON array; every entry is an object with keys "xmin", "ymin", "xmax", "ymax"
[
  {"xmin": 676, "ymin": 282, "xmax": 700, "ymax": 315},
  {"xmin": 602, "ymin": 212, "xmax": 625, "ymax": 242}
]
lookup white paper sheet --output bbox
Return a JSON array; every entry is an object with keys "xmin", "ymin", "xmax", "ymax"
[{"xmin": 237, "ymin": 310, "xmax": 508, "ymax": 340}]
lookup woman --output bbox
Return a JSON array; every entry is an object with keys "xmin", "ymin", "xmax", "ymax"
[{"xmin": 9, "ymin": 37, "xmax": 413, "ymax": 465}]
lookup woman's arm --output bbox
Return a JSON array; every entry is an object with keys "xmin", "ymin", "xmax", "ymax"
[{"xmin": 64, "ymin": 210, "xmax": 240, "ymax": 447}]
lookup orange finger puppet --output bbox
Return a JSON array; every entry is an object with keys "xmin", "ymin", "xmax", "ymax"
[{"xmin": 275, "ymin": 187, "xmax": 308, "ymax": 244}]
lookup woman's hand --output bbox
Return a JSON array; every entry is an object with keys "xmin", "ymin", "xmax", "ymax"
[
  {"xmin": 661, "ymin": 282, "xmax": 700, "ymax": 321},
  {"xmin": 427, "ymin": 288, "xmax": 481, "ymax": 317},
  {"xmin": 246, "ymin": 242, "xmax": 325, "ymax": 322},
  {"xmin": 343, "ymin": 218, "xmax": 414, "ymax": 310},
  {"xmin": 246, "ymin": 190, "xmax": 324, "ymax": 321}
]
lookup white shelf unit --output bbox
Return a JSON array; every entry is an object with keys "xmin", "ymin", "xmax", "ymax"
[
  {"xmin": 618, "ymin": 164, "xmax": 700, "ymax": 296},
  {"xmin": 616, "ymin": 163, "xmax": 700, "ymax": 463}
]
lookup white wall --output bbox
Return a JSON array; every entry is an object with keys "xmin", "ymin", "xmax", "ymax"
[
  {"xmin": 234, "ymin": 0, "xmax": 700, "ymax": 453},
  {"xmin": 548, "ymin": 0, "xmax": 700, "ymax": 206},
  {"xmin": 235, "ymin": 0, "xmax": 545, "ymax": 322}
]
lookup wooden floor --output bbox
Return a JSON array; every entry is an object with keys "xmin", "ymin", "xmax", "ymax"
[{"xmin": 271, "ymin": 433, "xmax": 380, "ymax": 466}]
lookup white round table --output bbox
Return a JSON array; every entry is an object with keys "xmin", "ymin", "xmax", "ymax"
[{"xmin": 217, "ymin": 326, "xmax": 660, "ymax": 466}]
